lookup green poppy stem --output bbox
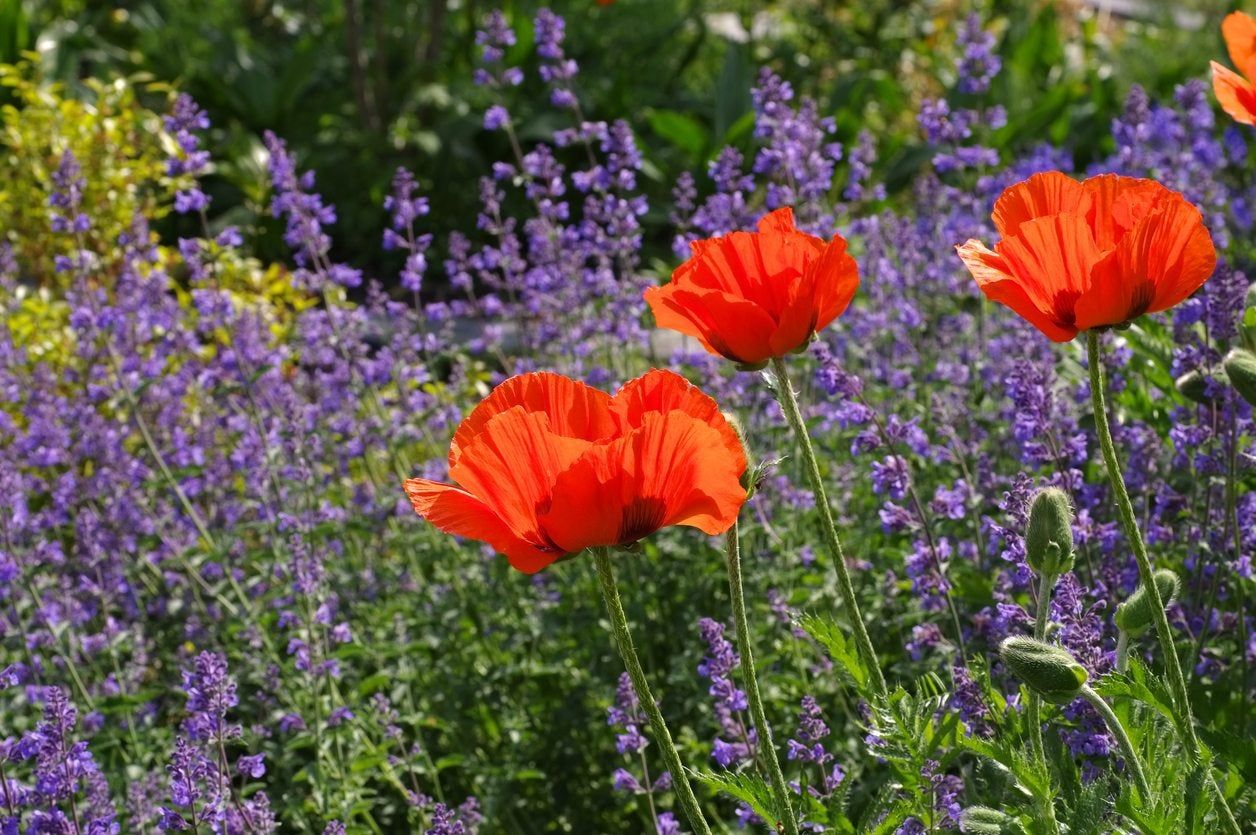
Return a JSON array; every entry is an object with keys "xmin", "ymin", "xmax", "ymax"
[
  {"xmin": 724, "ymin": 520, "xmax": 799, "ymax": 835},
  {"xmin": 1086, "ymin": 330, "xmax": 1240, "ymax": 834},
  {"xmin": 769, "ymin": 357, "xmax": 889, "ymax": 703},
  {"xmin": 593, "ymin": 548, "xmax": 713, "ymax": 835},
  {"xmin": 1026, "ymin": 569, "xmax": 1056, "ymax": 772},
  {"xmin": 1079, "ymin": 685, "xmax": 1151, "ymax": 802}
]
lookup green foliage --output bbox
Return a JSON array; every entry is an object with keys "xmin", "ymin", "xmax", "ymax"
[
  {"xmin": 798, "ymin": 612, "xmax": 871, "ymax": 691},
  {"xmin": 16, "ymin": 1, "xmax": 1223, "ymax": 276}
]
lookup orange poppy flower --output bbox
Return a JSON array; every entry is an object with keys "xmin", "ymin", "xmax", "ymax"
[
  {"xmin": 404, "ymin": 370, "xmax": 747, "ymax": 573},
  {"xmin": 1212, "ymin": 11, "xmax": 1256, "ymax": 126},
  {"xmin": 644, "ymin": 207, "xmax": 859, "ymax": 367},
  {"xmin": 956, "ymin": 171, "xmax": 1216, "ymax": 342}
]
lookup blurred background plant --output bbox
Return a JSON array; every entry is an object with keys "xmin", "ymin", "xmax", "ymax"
[{"xmin": 0, "ymin": 0, "xmax": 1235, "ymax": 283}]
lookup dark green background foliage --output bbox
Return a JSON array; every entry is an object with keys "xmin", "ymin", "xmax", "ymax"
[{"xmin": 1, "ymin": 0, "xmax": 1232, "ymax": 284}]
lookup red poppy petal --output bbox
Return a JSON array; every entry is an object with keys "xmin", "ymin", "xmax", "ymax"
[
  {"xmin": 540, "ymin": 412, "xmax": 747, "ymax": 554},
  {"xmin": 1223, "ymin": 11, "xmax": 1256, "ymax": 82},
  {"xmin": 756, "ymin": 206, "xmax": 799, "ymax": 235},
  {"xmin": 1083, "ymin": 197, "xmax": 1216, "ymax": 327},
  {"xmin": 996, "ymin": 213, "xmax": 1103, "ymax": 315},
  {"xmin": 644, "ymin": 284, "xmax": 779, "ymax": 364},
  {"xmin": 956, "ymin": 239, "xmax": 1079, "ymax": 342},
  {"xmin": 991, "ymin": 171, "xmax": 1090, "ymax": 238},
  {"xmin": 611, "ymin": 369, "xmax": 746, "ymax": 466},
  {"xmin": 1212, "ymin": 61, "xmax": 1256, "ymax": 127},
  {"xmin": 403, "ymin": 478, "xmax": 557, "ymax": 573},
  {"xmin": 806, "ymin": 233, "xmax": 860, "ymax": 333},
  {"xmin": 1083, "ymin": 174, "xmax": 1167, "ymax": 250},
  {"xmin": 450, "ymin": 372, "xmax": 615, "ymax": 468},
  {"xmin": 678, "ymin": 216, "xmax": 823, "ymax": 314},
  {"xmin": 450, "ymin": 407, "xmax": 593, "ymax": 552}
]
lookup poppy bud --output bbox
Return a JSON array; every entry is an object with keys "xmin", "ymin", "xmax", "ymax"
[
  {"xmin": 1024, "ymin": 488, "xmax": 1074, "ymax": 576},
  {"xmin": 1223, "ymin": 347, "xmax": 1256, "ymax": 407},
  {"xmin": 1241, "ymin": 286, "xmax": 1256, "ymax": 349},
  {"xmin": 1115, "ymin": 569, "xmax": 1180, "ymax": 637},
  {"xmin": 959, "ymin": 806, "xmax": 1024, "ymax": 834},
  {"xmin": 999, "ymin": 637, "xmax": 1088, "ymax": 704},
  {"xmin": 1174, "ymin": 368, "xmax": 1215, "ymax": 405}
]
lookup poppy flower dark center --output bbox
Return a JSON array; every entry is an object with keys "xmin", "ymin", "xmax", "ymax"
[
  {"xmin": 1051, "ymin": 289, "xmax": 1081, "ymax": 328},
  {"xmin": 616, "ymin": 496, "xmax": 668, "ymax": 545}
]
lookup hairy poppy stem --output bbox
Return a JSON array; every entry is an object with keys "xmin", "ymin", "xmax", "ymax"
[
  {"xmin": 1086, "ymin": 331, "xmax": 1240, "ymax": 834},
  {"xmin": 1079, "ymin": 685, "xmax": 1151, "ymax": 803},
  {"xmin": 769, "ymin": 357, "xmax": 890, "ymax": 703},
  {"xmin": 1026, "ymin": 569, "xmax": 1055, "ymax": 782},
  {"xmin": 724, "ymin": 521, "xmax": 800, "ymax": 835},
  {"xmin": 592, "ymin": 548, "xmax": 713, "ymax": 835}
]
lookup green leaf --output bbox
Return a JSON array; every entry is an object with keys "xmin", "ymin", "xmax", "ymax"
[
  {"xmin": 798, "ymin": 612, "xmax": 870, "ymax": 690},
  {"xmin": 693, "ymin": 770, "xmax": 789, "ymax": 829},
  {"xmin": 646, "ymin": 109, "xmax": 708, "ymax": 160},
  {"xmin": 1092, "ymin": 663, "xmax": 1177, "ymax": 727}
]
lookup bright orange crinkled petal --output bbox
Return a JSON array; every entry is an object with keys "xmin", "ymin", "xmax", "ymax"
[
  {"xmin": 1084, "ymin": 196, "xmax": 1216, "ymax": 327},
  {"xmin": 611, "ymin": 369, "xmax": 746, "ymax": 464},
  {"xmin": 1223, "ymin": 11, "xmax": 1256, "ymax": 81},
  {"xmin": 643, "ymin": 284, "xmax": 779, "ymax": 364},
  {"xmin": 958, "ymin": 171, "xmax": 1215, "ymax": 341},
  {"xmin": 1212, "ymin": 61, "xmax": 1256, "ymax": 126},
  {"xmin": 407, "ymin": 369, "xmax": 751, "ymax": 572},
  {"xmin": 449, "ymin": 372, "xmax": 615, "ymax": 468},
  {"xmin": 647, "ymin": 207, "xmax": 858, "ymax": 363},
  {"xmin": 991, "ymin": 171, "xmax": 1089, "ymax": 238},
  {"xmin": 1082, "ymin": 174, "xmax": 1166, "ymax": 250},
  {"xmin": 449, "ymin": 406, "xmax": 593, "ymax": 554},
  {"xmin": 956, "ymin": 239, "xmax": 1079, "ymax": 342},
  {"xmin": 540, "ymin": 411, "xmax": 747, "ymax": 554},
  {"xmin": 806, "ymin": 233, "xmax": 860, "ymax": 334},
  {"xmin": 996, "ymin": 213, "xmax": 1105, "ymax": 329},
  {"xmin": 403, "ymin": 478, "xmax": 557, "ymax": 573}
]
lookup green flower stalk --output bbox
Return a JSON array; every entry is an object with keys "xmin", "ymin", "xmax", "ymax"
[
  {"xmin": 724, "ymin": 521, "xmax": 799, "ymax": 835},
  {"xmin": 769, "ymin": 356, "xmax": 890, "ymax": 704},
  {"xmin": 1078, "ymin": 685, "xmax": 1151, "ymax": 803},
  {"xmin": 1086, "ymin": 331, "xmax": 1240, "ymax": 833},
  {"xmin": 593, "ymin": 548, "xmax": 713, "ymax": 835}
]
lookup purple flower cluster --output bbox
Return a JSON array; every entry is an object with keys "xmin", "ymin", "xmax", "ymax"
[
  {"xmin": 696, "ymin": 618, "xmax": 756, "ymax": 769},
  {"xmin": 158, "ymin": 653, "xmax": 275, "ymax": 832},
  {"xmin": 0, "ymin": 685, "xmax": 118, "ymax": 834},
  {"xmin": 606, "ymin": 673, "xmax": 673, "ymax": 832}
]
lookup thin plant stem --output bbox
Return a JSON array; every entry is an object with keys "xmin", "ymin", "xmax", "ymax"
[
  {"xmin": 724, "ymin": 521, "xmax": 799, "ymax": 835},
  {"xmin": 769, "ymin": 357, "xmax": 889, "ymax": 703},
  {"xmin": 1080, "ymin": 685, "xmax": 1151, "ymax": 802},
  {"xmin": 1115, "ymin": 631, "xmax": 1131, "ymax": 676},
  {"xmin": 592, "ymin": 548, "xmax": 713, "ymax": 835},
  {"xmin": 1086, "ymin": 331, "xmax": 1240, "ymax": 834},
  {"xmin": 1026, "ymin": 570, "xmax": 1055, "ymax": 768}
]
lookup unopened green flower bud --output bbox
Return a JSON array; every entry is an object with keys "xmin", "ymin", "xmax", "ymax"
[
  {"xmin": 1174, "ymin": 368, "xmax": 1214, "ymax": 405},
  {"xmin": 999, "ymin": 637, "xmax": 1088, "ymax": 704},
  {"xmin": 1025, "ymin": 488, "xmax": 1074, "ymax": 576},
  {"xmin": 1223, "ymin": 347, "xmax": 1256, "ymax": 407},
  {"xmin": 959, "ymin": 806, "xmax": 1023, "ymax": 834},
  {"xmin": 1115, "ymin": 569, "xmax": 1180, "ymax": 637}
]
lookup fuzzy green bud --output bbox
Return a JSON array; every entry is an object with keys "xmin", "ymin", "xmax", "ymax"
[
  {"xmin": 959, "ymin": 806, "xmax": 1023, "ymax": 834},
  {"xmin": 999, "ymin": 637, "xmax": 1088, "ymax": 704},
  {"xmin": 1174, "ymin": 368, "xmax": 1213, "ymax": 405},
  {"xmin": 1024, "ymin": 488, "xmax": 1074, "ymax": 576},
  {"xmin": 1223, "ymin": 347, "xmax": 1256, "ymax": 408},
  {"xmin": 1115, "ymin": 569, "xmax": 1180, "ymax": 637}
]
